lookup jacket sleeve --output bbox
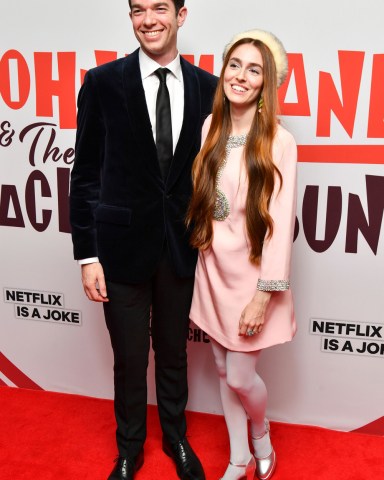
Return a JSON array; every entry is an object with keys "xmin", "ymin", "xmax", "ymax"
[
  {"xmin": 69, "ymin": 70, "xmax": 105, "ymax": 260},
  {"xmin": 201, "ymin": 114, "xmax": 212, "ymax": 146},
  {"xmin": 257, "ymin": 127, "xmax": 297, "ymax": 291}
]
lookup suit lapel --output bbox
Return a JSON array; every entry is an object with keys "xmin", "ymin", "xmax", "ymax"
[
  {"xmin": 122, "ymin": 50, "xmax": 161, "ymax": 178},
  {"xmin": 167, "ymin": 57, "xmax": 201, "ymax": 189}
]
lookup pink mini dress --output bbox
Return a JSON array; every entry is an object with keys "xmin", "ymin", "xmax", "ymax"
[{"xmin": 190, "ymin": 116, "xmax": 297, "ymax": 352}]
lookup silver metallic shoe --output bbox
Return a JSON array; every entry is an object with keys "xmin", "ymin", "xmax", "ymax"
[
  {"xmin": 252, "ymin": 419, "xmax": 277, "ymax": 480},
  {"xmin": 219, "ymin": 455, "xmax": 256, "ymax": 480}
]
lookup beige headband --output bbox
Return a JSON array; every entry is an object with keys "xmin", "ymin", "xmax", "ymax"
[{"xmin": 223, "ymin": 29, "xmax": 289, "ymax": 87}]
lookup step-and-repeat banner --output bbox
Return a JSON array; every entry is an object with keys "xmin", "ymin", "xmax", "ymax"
[{"xmin": 1, "ymin": 0, "xmax": 383, "ymax": 434}]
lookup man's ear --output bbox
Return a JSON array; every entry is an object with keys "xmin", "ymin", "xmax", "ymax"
[{"xmin": 177, "ymin": 6, "xmax": 188, "ymax": 28}]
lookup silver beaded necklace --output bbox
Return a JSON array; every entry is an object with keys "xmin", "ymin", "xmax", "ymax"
[{"xmin": 213, "ymin": 133, "xmax": 248, "ymax": 221}]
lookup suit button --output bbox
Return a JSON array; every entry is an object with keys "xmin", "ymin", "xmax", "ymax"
[{"xmin": 165, "ymin": 194, "xmax": 172, "ymax": 199}]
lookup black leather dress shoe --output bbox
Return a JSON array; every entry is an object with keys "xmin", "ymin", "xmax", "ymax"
[
  {"xmin": 162, "ymin": 437, "xmax": 205, "ymax": 480},
  {"xmin": 107, "ymin": 450, "xmax": 144, "ymax": 480}
]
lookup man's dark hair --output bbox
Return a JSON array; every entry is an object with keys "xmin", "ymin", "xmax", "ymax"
[{"xmin": 129, "ymin": 1, "xmax": 185, "ymax": 15}]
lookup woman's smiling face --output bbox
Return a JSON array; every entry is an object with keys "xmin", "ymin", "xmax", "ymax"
[{"xmin": 223, "ymin": 43, "xmax": 264, "ymax": 111}]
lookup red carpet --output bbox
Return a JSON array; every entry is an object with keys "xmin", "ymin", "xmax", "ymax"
[{"xmin": 0, "ymin": 387, "xmax": 383, "ymax": 479}]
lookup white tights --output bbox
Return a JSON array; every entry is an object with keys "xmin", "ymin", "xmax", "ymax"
[{"xmin": 210, "ymin": 338, "xmax": 270, "ymax": 475}]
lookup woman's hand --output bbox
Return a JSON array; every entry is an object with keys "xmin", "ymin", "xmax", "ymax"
[{"xmin": 239, "ymin": 290, "xmax": 272, "ymax": 337}]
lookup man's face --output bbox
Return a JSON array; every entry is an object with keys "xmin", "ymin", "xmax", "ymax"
[{"xmin": 130, "ymin": 0, "xmax": 187, "ymax": 65}]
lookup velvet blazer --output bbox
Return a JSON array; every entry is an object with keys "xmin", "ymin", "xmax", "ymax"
[{"xmin": 70, "ymin": 49, "xmax": 217, "ymax": 283}]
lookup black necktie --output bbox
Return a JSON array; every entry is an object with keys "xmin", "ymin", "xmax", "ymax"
[{"xmin": 154, "ymin": 68, "xmax": 173, "ymax": 180}]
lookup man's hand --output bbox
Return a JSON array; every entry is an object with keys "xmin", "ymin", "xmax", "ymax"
[{"xmin": 81, "ymin": 262, "xmax": 109, "ymax": 302}]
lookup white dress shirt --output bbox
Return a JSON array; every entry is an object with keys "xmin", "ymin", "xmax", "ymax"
[
  {"xmin": 78, "ymin": 49, "xmax": 185, "ymax": 266},
  {"xmin": 139, "ymin": 48, "xmax": 184, "ymax": 153}
]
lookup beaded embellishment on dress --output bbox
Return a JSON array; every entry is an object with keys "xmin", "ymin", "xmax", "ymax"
[
  {"xmin": 213, "ymin": 133, "xmax": 248, "ymax": 221},
  {"xmin": 257, "ymin": 279, "xmax": 290, "ymax": 291}
]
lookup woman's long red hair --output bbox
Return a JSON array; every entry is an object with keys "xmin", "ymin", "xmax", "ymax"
[{"xmin": 186, "ymin": 38, "xmax": 282, "ymax": 264}]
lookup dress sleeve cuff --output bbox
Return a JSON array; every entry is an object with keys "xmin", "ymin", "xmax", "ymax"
[{"xmin": 257, "ymin": 279, "xmax": 290, "ymax": 291}]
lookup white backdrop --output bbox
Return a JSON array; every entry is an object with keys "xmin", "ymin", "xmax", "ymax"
[{"xmin": 1, "ymin": 0, "xmax": 383, "ymax": 434}]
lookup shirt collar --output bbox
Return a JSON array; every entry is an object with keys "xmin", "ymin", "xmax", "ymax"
[{"xmin": 139, "ymin": 48, "xmax": 182, "ymax": 82}]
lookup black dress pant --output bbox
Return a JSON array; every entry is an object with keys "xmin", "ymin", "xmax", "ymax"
[{"xmin": 103, "ymin": 247, "xmax": 194, "ymax": 457}]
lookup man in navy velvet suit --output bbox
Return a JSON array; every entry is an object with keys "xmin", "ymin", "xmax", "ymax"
[{"xmin": 69, "ymin": 1, "xmax": 217, "ymax": 479}]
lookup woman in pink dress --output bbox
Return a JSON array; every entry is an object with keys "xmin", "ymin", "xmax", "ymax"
[{"xmin": 187, "ymin": 30, "xmax": 297, "ymax": 480}]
